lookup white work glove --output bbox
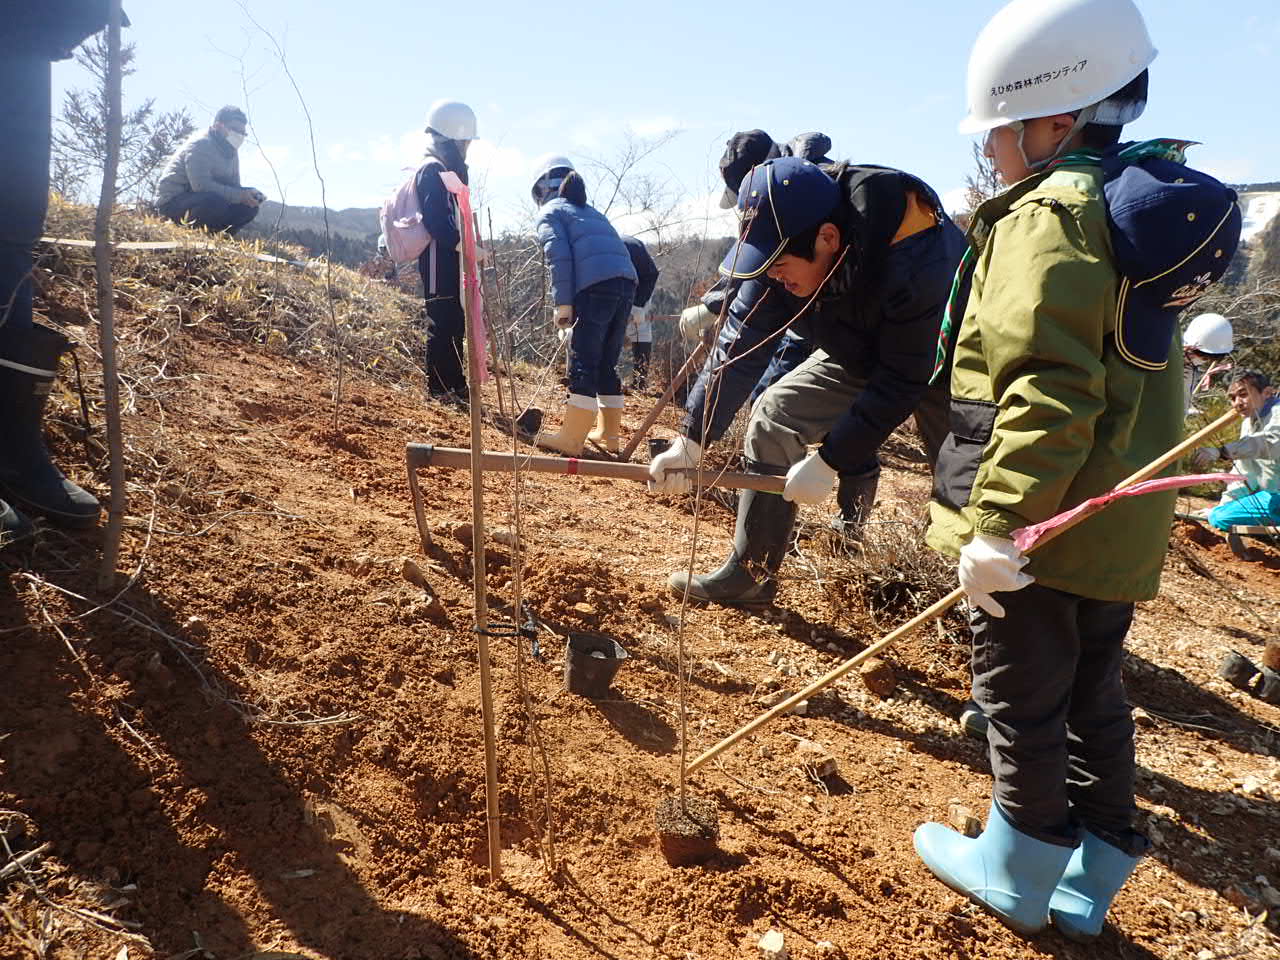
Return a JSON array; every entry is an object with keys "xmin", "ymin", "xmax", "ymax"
[
  {"xmin": 631, "ymin": 305, "xmax": 646, "ymax": 322},
  {"xmin": 648, "ymin": 436, "xmax": 701, "ymax": 496},
  {"xmin": 782, "ymin": 450, "xmax": 838, "ymax": 505},
  {"xmin": 554, "ymin": 305, "xmax": 574, "ymax": 329},
  {"xmin": 679, "ymin": 303, "xmax": 714, "ymax": 341},
  {"xmin": 475, "ymin": 244, "xmax": 490, "ymax": 266},
  {"xmin": 958, "ymin": 534, "xmax": 1035, "ymax": 619}
]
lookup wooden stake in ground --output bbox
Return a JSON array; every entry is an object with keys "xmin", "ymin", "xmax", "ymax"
[
  {"xmin": 94, "ymin": 0, "xmax": 126, "ymax": 591},
  {"xmin": 686, "ymin": 408, "xmax": 1243, "ymax": 775},
  {"xmin": 618, "ymin": 339, "xmax": 709, "ymax": 461},
  {"xmin": 457, "ymin": 197, "xmax": 503, "ymax": 884}
]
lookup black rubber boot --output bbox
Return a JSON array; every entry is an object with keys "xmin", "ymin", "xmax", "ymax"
[
  {"xmin": 0, "ymin": 497, "xmax": 35, "ymax": 548},
  {"xmin": 669, "ymin": 487, "xmax": 797, "ymax": 606},
  {"xmin": 0, "ymin": 324, "xmax": 100, "ymax": 527},
  {"xmin": 831, "ymin": 464, "xmax": 880, "ymax": 542}
]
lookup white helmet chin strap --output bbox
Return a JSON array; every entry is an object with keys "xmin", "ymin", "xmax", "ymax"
[{"xmin": 1014, "ymin": 103, "xmax": 1100, "ymax": 173}]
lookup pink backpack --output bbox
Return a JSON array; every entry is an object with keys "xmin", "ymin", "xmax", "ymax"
[{"xmin": 379, "ymin": 171, "xmax": 431, "ymax": 263}]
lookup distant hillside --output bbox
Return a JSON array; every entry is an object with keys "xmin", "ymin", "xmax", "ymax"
[
  {"xmin": 241, "ymin": 201, "xmax": 381, "ymax": 267},
  {"xmin": 247, "ymin": 201, "xmax": 379, "ymax": 241}
]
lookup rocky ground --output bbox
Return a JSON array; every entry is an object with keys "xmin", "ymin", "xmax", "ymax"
[{"xmin": 1, "ymin": 239, "xmax": 1278, "ymax": 960}]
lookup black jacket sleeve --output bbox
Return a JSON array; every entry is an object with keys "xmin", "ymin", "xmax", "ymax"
[
  {"xmin": 414, "ymin": 160, "xmax": 459, "ymax": 253},
  {"xmin": 624, "ymin": 237, "xmax": 660, "ymax": 307},
  {"xmin": 818, "ymin": 241, "xmax": 944, "ymax": 473},
  {"xmin": 683, "ymin": 278, "xmax": 799, "ymax": 446},
  {"xmin": 1, "ymin": 2, "xmax": 126, "ymax": 60}
]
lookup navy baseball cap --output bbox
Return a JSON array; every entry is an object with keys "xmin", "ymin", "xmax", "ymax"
[
  {"xmin": 719, "ymin": 157, "xmax": 841, "ymax": 280},
  {"xmin": 1106, "ymin": 155, "xmax": 1241, "ymax": 371},
  {"xmin": 718, "ymin": 130, "xmax": 779, "ymax": 209}
]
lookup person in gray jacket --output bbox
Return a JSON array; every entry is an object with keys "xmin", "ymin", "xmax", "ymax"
[{"xmin": 155, "ymin": 106, "xmax": 264, "ymax": 235}]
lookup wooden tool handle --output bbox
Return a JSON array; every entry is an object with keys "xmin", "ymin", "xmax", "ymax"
[
  {"xmin": 406, "ymin": 444, "xmax": 787, "ymax": 493},
  {"xmin": 686, "ymin": 407, "xmax": 1243, "ymax": 775}
]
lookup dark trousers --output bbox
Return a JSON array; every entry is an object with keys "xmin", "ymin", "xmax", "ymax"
[
  {"xmin": 423, "ymin": 295, "xmax": 467, "ymax": 397},
  {"xmin": 159, "ymin": 192, "xmax": 258, "ymax": 235},
  {"xmin": 0, "ymin": 53, "xmax": 51, "ymax": 361},
  {"xmin": 631, "ymin": 340, "xmax": 652, "ymax": 389},
  {"xmin": 569, "ymin": 277, "xmax": 635, "ymax": 398},
  {"xmin": 971, "ymin": 583, "xmax": 1140, "ymax": 851}
]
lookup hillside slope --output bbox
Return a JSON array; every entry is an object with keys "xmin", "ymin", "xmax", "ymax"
[{"xmin": 1, "ymin": 208, "xmax": 1278, "ymax": 960}]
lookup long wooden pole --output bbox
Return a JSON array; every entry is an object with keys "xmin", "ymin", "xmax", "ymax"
[
  {"xmin": 406, "ymin": 444, "xmax": 786, "ymax": 493},
  {"xmin": 459, "ymin": 202, "xmax": 503, "ymax": 884},
  {"xmin": 686, "ymin": 408, "xmax": 1242, "ymax": 775},
  {"xmin": 95, "ymin": 1, "xmax": 125, "ymax": 590},
  {"xmin": 618, "ymin": 339, "xmax": 709, "ymax": 461}
]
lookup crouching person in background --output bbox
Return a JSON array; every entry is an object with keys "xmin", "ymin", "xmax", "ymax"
[
  {"xmin": 1195, "ymin": 368, "xmax": 1279, "ymax": 531},
  {"xmin": 155, "ymin": 106, "xmax": 264, "ymax": 235}
]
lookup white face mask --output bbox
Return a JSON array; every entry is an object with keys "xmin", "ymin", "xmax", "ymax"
[{"xmin": 225, "ymin": 131, "xmax": 246, "ymax": 150}]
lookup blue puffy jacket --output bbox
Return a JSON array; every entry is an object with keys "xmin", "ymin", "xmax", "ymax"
[{"xmin": 535, "ymin": 199, "xmax": 637, "ymax": 307}]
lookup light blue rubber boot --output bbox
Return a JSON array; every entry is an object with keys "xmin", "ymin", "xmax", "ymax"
[
  {"xmin": 1049, "ymin": 829, "xmax": 1146, "ymax": 941},
  {"xmin": 913, "ymin": 800, "xmax": 1075, "ymax": 936}
]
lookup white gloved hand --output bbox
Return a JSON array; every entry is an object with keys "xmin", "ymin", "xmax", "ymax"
[
  {"xmin": 783, "ymin": 450, "xmax": 838, "ymax": 505},
  {"xmin": 554, "ymin": 305, "xmax": 574, "ymax": 329},
  {"xmin": 647, "ymin": 436, "xmax": 701, "ymax": 496},
  {"xmin": 1192, "ymin": 446, "xmax": 1221, "ymax": 469},
  {"xmin": 631, "ymin": 304, "xmax": 646, "ymax": 322},
  {"xmin": 679, "ymin": 303, "xmax": 714, "ymax": 341},
  {"xmin": 475, "ymin": 244, "xmax": 490, "ymax": 266},
  {"xmin": 958, "ymin": 534, "xmax": 1035, "ymax": 618}
]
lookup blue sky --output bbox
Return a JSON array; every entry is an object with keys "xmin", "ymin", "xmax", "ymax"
[{"xmin": 53, "ymin": 0, "xmax": 1280, "ymax": 235}]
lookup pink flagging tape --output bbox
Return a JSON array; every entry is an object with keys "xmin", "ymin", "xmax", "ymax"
[
  {"xmin": 566, "ymin": 458, "xmax": 580, "ymax": 476},
  {"xmin": 438, "ymin": 170, "xmax": 488, "ymax": 383},
  {"xmin": 1012, "ymin": 473, "xmax": 1243, "ymax": 553}
]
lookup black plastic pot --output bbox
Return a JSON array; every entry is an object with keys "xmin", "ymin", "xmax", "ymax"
[{"xmin": 563, "ymin": 633, "xmax": 628, "ymax": 699}]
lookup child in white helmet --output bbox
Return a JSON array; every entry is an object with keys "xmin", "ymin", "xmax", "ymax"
[
  {"xmin": 416, "ymin": 99, "xmax": 478, "ymax": 406},
  {"xmin": 529, "ymin": 158, "xmax": 638, "ymax": 456},
  {"xmin": 1182, "ymin": 312, "xmax": 1234, "ymax": 413},
  {"xmin": 918, "ymin": 0, "xmax": 1239, "ymax": 942}
]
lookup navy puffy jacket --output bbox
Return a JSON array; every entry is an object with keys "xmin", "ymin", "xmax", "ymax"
[{"xmin": 536, "ymin": 199, "xmax": 637, "ymax": 307}]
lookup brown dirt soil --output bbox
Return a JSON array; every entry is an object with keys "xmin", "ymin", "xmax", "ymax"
[{"xmin": 2, "ymin": 292, "xmax": 1279, "ymax": 960}]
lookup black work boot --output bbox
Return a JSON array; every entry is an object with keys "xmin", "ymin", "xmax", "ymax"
[
  {"xmin": 669, "ymin": 487, "xmax": 797, "ymax": 606},
  {"xmin": 831, "ymin": 464, "xmax": 880, "ymax": 542},
  {"xmin": 0, "ymin": 325, "xmax": 100, "ymax": 527},
  {"xmin": 0, "ymin": 497, "xmax": 35, "ymax": 548}
]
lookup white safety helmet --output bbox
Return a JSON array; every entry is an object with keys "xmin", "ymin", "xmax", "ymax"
[
  {"xmin": 960, "ymin": 0, "xmax": 1157, "ymax": 135},
  {"xmin": 530, "ymin": 153, "xmax": 575, "ymax": 203},
  {"xmin": 424, "ymin": 99, "xmax": 478, "ymax": 141},
  {"xmin": 1183, "ymin": 313, "xmax": 1233, "ymax": 357}
]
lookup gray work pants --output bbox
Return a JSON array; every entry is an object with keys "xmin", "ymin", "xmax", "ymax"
[
  {"xmin": 971, "ymin": 582, "xmax": 1141, "ymax": 852},
  {"xmin": 744, "ymin": 349, "xmax": 949, "ymax": 473}
]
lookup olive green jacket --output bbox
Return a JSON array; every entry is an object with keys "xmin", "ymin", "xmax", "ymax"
[{"xmin": 927, "ymin": 160, "xmax": 1183, "ymax": 602}]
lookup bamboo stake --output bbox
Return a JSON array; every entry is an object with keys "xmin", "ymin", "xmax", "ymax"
[
  {"xmin": 618, "ymin": 339, "xmax": 710, "ymax": 461},
  {"xmin": 686, "ymin": 407, "xmax": 1242, "ymax": 775},
  {"xmin": 406, "ymin": 444, "xmax": 786, "ymax": 493},
  {"xmin": 459, "ymin": 200, "xmax": 503, "ymax": 884},
  {"xmin": 95, "ymin": 1, "xmax": 125, "ymax": 591}
]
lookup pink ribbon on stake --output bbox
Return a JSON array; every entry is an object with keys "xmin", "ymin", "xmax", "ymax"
[
  {"xmin": 438, "ymin": 170, "xmax": 488, "ymax": 383},
  {"xmin": 1012, "ymin": 473, "xmax": 1243, "ymax": 553}
]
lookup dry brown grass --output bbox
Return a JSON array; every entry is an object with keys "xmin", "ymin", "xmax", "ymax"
[{"xmin": 40, "ymin": 196, "xmax": 427, "ymax": 386}]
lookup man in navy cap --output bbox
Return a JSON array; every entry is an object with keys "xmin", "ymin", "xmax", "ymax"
[{"xmin": 657, "ymin": 156, "xmax": 965, "ymax": 604}]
